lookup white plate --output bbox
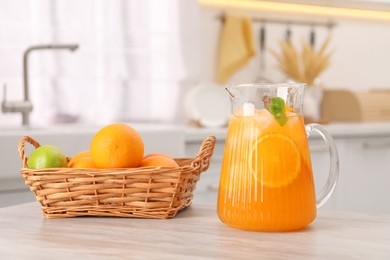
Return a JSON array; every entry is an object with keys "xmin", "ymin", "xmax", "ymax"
[{"xmin": 185, "ymin": 83, "xmax": 231, "ymax": 128}]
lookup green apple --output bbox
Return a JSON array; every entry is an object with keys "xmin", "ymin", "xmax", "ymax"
[{"xmin": 27, "ymin": 145, "xmax": 68, "ymax": 169}]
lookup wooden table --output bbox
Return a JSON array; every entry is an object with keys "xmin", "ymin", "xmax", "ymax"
[{"xmin": 0, "ymin": 203, "xmax": 389, "ymax": 259}]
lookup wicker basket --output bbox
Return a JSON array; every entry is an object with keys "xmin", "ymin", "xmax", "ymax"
[{"xmin": 18, "ymin": 135, "xmax": 216, "ymax": 219}]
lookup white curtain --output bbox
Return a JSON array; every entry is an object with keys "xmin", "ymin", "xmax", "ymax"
[{"xmin": 25, "ymin": 0, "xmax": 200, "ymax": 125}]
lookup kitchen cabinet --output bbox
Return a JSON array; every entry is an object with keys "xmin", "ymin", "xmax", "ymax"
[
  {"xmin": 0, "ymin": 177, "xmax": 35, "ymax": 208},
  {"xmin": 339, "ymin": 136, "xmax": 390, "ymax": 214},
  {"xmin": 186, "ymin": 139, "xmax": 225, "ymax": 205}
]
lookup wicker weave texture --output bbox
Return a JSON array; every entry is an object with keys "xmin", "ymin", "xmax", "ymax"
[{"xmin": 19, "ymin": 135, "xmax": 216, "ymax": 219}]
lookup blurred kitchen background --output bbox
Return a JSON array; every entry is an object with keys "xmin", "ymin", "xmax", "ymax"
[
  {"xmin": 1, "ymin": 0, "xmax": 390, "ymax": 213},
  {"xmin": 1, "ymin": 0, "xmax": 390, "ymax": 127},
  {"xmin": 0, "ymin": 0, "xmax": 202, "ymax": 126}
]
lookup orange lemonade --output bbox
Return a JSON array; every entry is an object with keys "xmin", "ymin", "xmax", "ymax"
[{"xmin": 217, "ymin": 107, "xmax": 316, "ymax": 231}]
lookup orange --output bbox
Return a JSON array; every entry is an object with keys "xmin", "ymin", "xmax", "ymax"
[
  {"xmin": 139, "ymin": 155, "xmax": 179, "ymax": 167},
  {"xmin": 70, "ymin": 158, "xmax": 96, "ymax": 168},
  {"xmin": 90, "ymin": 124, "xmax": 144, "ymax": 168},
  {"xmin": 250, "ymin": 133, "xmax": 300, "ymax": 188},
  {"xmin": 68, "ymin": 151, "xmax": 91, "ymax": 167},
  {"xmin": 143, "ymin": 153, "xmax": 170, "ymax": 160}
]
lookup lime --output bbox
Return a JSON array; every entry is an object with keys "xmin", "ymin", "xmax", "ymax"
[{"xmin": 27, "ymin": 145, "xmax": 68, "ymax": 169}]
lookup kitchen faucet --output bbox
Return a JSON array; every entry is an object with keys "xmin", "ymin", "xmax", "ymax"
[{"xmin": 1, "ymin": 44, "xmax": 79, "ymax": 126}]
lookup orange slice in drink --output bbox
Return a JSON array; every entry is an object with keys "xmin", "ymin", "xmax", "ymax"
[{"xmin": 250, "ymin": 133, "xmax": 301, "ymax": 188}]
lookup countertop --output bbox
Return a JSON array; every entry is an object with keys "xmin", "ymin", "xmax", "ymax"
[{"xmin": 0, "ymin": 203, "xmax": 389, "ymax": 259}]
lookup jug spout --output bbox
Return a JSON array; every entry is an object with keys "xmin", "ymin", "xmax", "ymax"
[
  {"xmin": 225, "ymin": 85, "xmax": 257, "ymax": 116},
  {"xmin": 225, "ymin": 87, "xmax": 235, "ymax": 99}
]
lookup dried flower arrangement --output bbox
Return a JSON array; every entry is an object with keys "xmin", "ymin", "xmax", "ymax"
[{"xmin": 269, "ymin": 35, "xmax": 333, "ymax": 86}]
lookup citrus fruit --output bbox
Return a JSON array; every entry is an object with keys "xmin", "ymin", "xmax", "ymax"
[
  {"xmin": 140, "ymin": 154, "xmax": 179, "ymax": 167},
  {"xmin": 27, "ymin": 145, "xmax": 68, "ymax": 169},
  {"xmin": 143, "ymin": 153, "xmax": 170, "ymax": 160},
  {"xmin": 250, "ymin": 133, "xmax": 301, "ymax": 188},
  {"xmin": 68, "ymin": 151, "xmax": 91, "ymax": 167},
  {"xmin": 90, "ymin": 124, "xmax": 144, "ymax": 168},
  {"xmin": 70, "ymin": 157, "xmax": 96, "ymax": 168}
]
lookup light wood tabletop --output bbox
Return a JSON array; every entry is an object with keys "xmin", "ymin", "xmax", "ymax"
[{"xmin": 0, "ymin": 202, "xmax": 389, "ymax": 259}]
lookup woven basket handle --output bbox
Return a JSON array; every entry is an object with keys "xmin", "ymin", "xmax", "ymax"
[
  {"xmin": 18, "ymin": 136, "xmax": 41, "ymax": 168},
  {"xmin": 191, "ymin": 136, "xmax": 216, "ymax": 172}
]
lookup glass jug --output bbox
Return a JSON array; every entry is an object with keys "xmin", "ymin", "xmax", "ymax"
[{"xmin": 217, "ymin": 83, "xmax": 339, "ymax": 231}]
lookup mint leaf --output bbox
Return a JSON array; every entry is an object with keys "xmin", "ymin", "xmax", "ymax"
[{"xmin": 269, "ymin": 97, "xmax": 288, "ymax": 126}]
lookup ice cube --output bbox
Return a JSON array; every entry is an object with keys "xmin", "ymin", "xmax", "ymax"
[{"xmin": 243, "ymin": 102, "xmax": 255, "ymax": 117}]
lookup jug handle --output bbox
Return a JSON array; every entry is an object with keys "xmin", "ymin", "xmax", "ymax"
[{"xmin": 305, "ymin": 123, "xmax": 340, "ymax": 208}]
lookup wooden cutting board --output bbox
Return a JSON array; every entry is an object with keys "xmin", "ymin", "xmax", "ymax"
[{"xmin": 322, "ymin": 89, "xmax": 390, "ymax": 122}]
